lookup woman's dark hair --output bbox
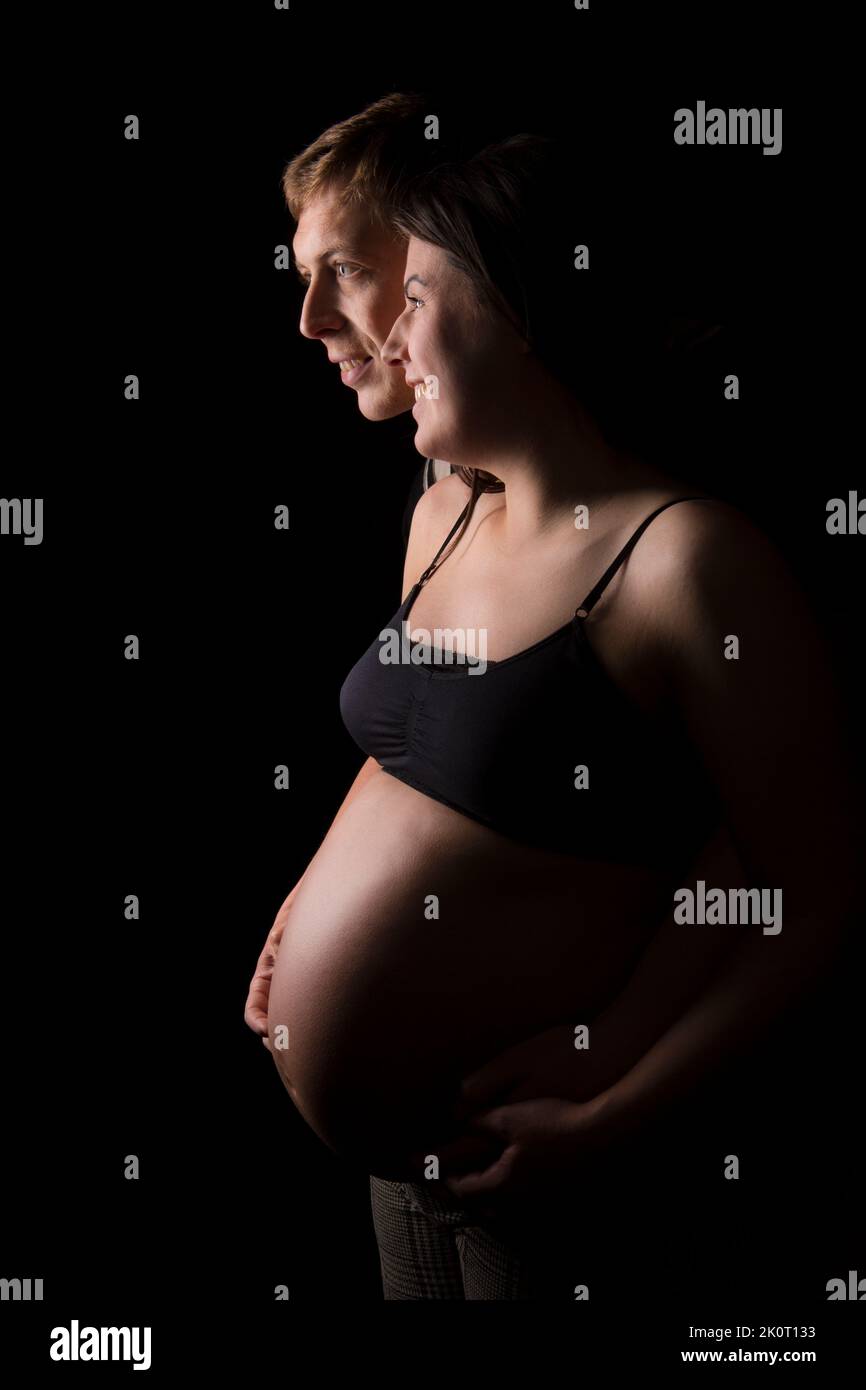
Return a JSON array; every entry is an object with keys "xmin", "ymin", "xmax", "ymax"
[{"xmin": 387, "ymin": 134, "xmax": 724, "ymax": 550}]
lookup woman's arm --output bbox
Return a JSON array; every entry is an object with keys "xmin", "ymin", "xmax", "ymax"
[
  {"xmin": 586, "ymin": 896, "xmax": 856, "ymax": 1144},
  {"xmin": 579, "ymin": 501, "xmax": 864, "ymax": 1133},
  {"xmin": 444, "ymin": 504, "xmax": 862, "ymax": 1142},
  {"xmin": 586, "ymin": 822, "xmax": 753, "ymax": 1084}
]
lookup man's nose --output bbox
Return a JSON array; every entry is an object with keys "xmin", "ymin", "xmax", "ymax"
[{"xmin": 299, "ymin": 280, "xmax": 344, "ymax": 340}]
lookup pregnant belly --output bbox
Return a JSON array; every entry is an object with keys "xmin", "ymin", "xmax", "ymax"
[{"xmin": 267, "ymin": 767, "xmax": 671, "ymax": 1176}]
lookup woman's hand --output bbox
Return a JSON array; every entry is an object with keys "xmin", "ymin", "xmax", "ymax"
[
  {"xmin": 447, "ymin": 1021, "xmax": 633, "ymax": 1126},
  {"xmin": 243, "ymin": 889, "xmax": 298, "ymax": 1045},
  {"xmin": 409, "ymin": 1094, "xmax": 619, "ymax": 1222},
  {"xmin": 404, "ymin": 1023, "xmax": 638, "ymax": 1219}
]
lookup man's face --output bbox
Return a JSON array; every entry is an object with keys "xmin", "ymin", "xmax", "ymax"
[{"xmin": 293, "ymin": 183, "xmax": 415, "ymax": 420}]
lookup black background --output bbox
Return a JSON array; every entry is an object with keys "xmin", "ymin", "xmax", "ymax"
[{"xmin": 2, "ymin": 4, "xmax": 862, "ymax": 1372}]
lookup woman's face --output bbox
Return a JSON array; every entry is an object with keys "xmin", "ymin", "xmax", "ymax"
[{"xmin": 381, "ymin": 237, "xmax": 527, "ymax": 465}]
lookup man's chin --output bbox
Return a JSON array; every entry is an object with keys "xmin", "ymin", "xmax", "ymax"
[
  {"xmin": 354, "ymin": 380, "xmax": 419, "ymax": 422},
  {"xmin": 355, "ymin": 393, "xmax": 416, "ymax": 423}
]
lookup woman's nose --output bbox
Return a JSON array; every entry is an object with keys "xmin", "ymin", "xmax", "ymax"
[{"xmin": 381, "ymin": 314, "xmax": 409, "ymax": 367}]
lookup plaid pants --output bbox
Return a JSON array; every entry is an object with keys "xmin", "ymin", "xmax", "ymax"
[{"xmin": 369, "ymin": 1175, "xmax": 584, "ymax": 1300}]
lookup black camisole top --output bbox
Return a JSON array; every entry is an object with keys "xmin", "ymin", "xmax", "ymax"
[{"xmin": 340, "ymin": 495, "xmax": 723, "ymax": 873}]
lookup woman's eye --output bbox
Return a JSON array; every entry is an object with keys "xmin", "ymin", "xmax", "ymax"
[{"xmin": 406, "ymin": 295, "xmax": 424, "ymax": 310}]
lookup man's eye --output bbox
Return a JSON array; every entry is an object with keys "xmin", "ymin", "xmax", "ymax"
[{"xmin": 294, "ymin": 263, "xmax": 363, "ymax": 287}]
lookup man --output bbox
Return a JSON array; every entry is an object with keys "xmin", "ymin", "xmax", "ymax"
[{"xmin": 285, "ymin": 92, "xmax": 458, "ymax": 550}]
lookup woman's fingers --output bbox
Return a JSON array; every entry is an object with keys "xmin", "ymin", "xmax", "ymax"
[
  {"xmin": 456, "ymin": 1072, "xmax": 522, "ymax": 1122},
  {"xmin": 243, "ymin": 974, "xmax": 272, "ymax": 1034},
  {"xmin": 421, "ymin": 1128, "xmax": 503, "ymax": 1174},
  {"xmin": 444, "ymin": 1147, "xmax": 514, "ymax": 1200},
  {"xmin": 243, "ymin": 891, "xmax": 296, "ymax": 1036}
]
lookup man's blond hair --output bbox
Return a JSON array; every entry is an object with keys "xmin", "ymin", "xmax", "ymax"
[{"xmin": 282, "ymin": 92, "xmax": 431, "ymax": 231}]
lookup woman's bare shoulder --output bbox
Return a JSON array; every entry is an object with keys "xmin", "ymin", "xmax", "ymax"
[
  {"xmin": 637, "ymin": 494, "xmax": 818, "ymax": 669},
  {"xmin": 421, "ymin": 469, "xmax": 474, "ymax": 520},
  {"xmin": 402, "ymin": 471, "xmax": 474, "ymax": 598},
  {"xmin": 406, "ymin": 470, "xmax": 473, "ymax": 550},
  {"xmin": 637, "ymin": 494, "xmax": 788, "ymax": 601}
]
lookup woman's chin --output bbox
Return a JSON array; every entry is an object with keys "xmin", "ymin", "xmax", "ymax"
[{"xmin": 411, "ymin": 411, "xmax": 442, "ymax": 457}]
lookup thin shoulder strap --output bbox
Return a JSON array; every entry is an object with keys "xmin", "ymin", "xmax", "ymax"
[
  {"xmin": 575, "ymin": 495, "xmax": 711, "ymax": 618},
  {"xmin": 416, "ymin": 502, "xmax": 471, "ymax": 588}
]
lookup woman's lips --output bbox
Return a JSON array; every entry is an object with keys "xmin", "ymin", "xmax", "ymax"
[{"xmin": 340, "ymin": 356, "xmax": 373, "ymax": 386}]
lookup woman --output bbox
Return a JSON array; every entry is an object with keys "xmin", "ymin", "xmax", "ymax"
[{"xmin": 254, "ymin": 137, "xmax": 860, "ymax": 1298}]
